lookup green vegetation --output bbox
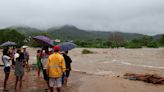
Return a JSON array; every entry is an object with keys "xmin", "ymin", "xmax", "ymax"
[
  {"xmin": 0, "ymin": 29, "xmax": 25, "ymax": 47},
  {"xmin": 159, "ymin": 35, "xmax": 164, "ymax": 46},
  {"xmin": 125, "ymin": 36, "xmax": 159, "ymax": 48},
  {"xmin": 0, "ymin": 26, "xmax": 164, "ymax": 49},
  {"xmin": 82, "ymin": 49, "xmax": 94, "ymax": 54}
]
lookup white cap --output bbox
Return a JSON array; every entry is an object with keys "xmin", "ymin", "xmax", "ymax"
[
  {"xmin": 22, "ymin": 46, "xmax": 28, "ymax": 49},
  {"xmin": 14, "ymin": 53, "xmax": 20, "ymax": 61}
]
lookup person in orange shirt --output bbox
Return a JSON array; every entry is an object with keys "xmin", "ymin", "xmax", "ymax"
[{"xmin": 46, "ymin": 46, "xmax": 66, "ymax": 92}]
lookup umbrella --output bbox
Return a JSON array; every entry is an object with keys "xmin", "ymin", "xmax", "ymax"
[
  {"xmin": 0, "ymin": 41, "xmax": 17, "ymax": 47},
  {"xmin": 33, "ymin": 36, "xmax": 53, "ymax": 46},
  {"xmin": 57, "ymin": 42, "xmax": 76, "ymax": 51}
]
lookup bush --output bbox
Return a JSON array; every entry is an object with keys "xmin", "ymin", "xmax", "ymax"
[
  {"xmin": 147, "ymin": 41, "xmax": 158, "ymax": 48},
  {"xmin": 82, "ymin": 49, "xmax": 94, "ymax": 54}
]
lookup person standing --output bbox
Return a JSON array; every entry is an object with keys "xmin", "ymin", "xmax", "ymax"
[
  {"xmin": 46, "ymin": 46, "xmax": 66, "ymax": 92},
  {"xmin": 22, "ymin": 46, "xmax": 30, "ymax": 72},
  {"xmin": 62, "ymin": 51, "xmax": 72, "ymax": 86},
  {"xmin": 2, "ymin": 49, "xmax": 11, "ymax": 91},
  {"xmin": 40, "ymin": 47, "xmax": 50, "ymax": 91},
  {"xmin": 11, "ymin": 47, "xmax": 16, "ymax": 69},
  {"xmin": 36, "ymin": 50, "xmax": 41, "ymax": 78},
  {"xmin": 14, "ymin": 50, "xmax": 25, "ymax": 90}
]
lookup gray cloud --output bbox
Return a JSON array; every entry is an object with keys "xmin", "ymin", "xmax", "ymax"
[{"xmin": 0, "ymin": 0, "xmax": 164, "ymax": 35}]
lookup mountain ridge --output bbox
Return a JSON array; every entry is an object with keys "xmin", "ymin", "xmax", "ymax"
[{"xmin": 1, "ymin": 25, "xmax": 163, "ymax": 41}]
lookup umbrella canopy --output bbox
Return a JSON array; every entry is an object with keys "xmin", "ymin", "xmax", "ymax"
[
  {"xmin": 33, "ymin": 36, "xmax": 53, "ymax": 46},
  {"xmin": 57, "ymin": 42, "xmax": 76, "ymax": 51},
  {"xmin": 0, "ymin": 41, "xmax": 17, "ymax": 47}
]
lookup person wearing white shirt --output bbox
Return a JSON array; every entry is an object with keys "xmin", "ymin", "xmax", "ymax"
[{"xmin": 2, "ymin": 49, "xmax": 11, "ymax": 91}]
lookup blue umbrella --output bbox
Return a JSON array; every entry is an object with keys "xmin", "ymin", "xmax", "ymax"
[
  {"xmin": 57, "ymin": 42, "xmax": 76, "ymax": 51},
  {"xmin": 0, "ymin": 41, "xmax": 17, "ymax": 47},
  {"xmin": 33, "ymin": 36, "xmax": 54, "ymax": 46}
]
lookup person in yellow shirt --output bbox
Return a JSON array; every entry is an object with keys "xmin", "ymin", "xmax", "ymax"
[{"xmin": 46, "ymin": 46, "xmax": 66, "ymax": 92}]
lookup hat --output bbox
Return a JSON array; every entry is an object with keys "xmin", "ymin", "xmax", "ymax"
[
  {"xmin": 15, "ymin": 53, "xmax": 20, "ymax": 58},
  {"xmin": 22, "ymin": 46, "xmax": 28, "ymax": 49},
  {"xmin": 53, "ymin": 46, "xmax": 60, "ymax": 51}
]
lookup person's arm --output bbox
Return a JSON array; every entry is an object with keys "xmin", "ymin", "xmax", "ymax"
[
  {"xmin": 27, "ymin": 52, "xmax": 30, "ymax": 60},
  {"xmin": 46, "ymin": 57, "xmax": 50, "ymax": 76},
  {"xmin": 61, "ymin": 57, "xmax": 66, "ymax": 73},
  {"xmin": 6, "ymin": 56, "xmax": 11, "ymax": 61}
]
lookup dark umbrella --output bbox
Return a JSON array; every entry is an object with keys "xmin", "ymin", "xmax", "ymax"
[
  {"xmin": 33, "ymin": 36, "xmax": 53, "ymax": 46},
  {"xmin": 0, "ymin": 41, "xmax": 17, "ymax": 47},
  {"xmin": 57, "ymin": 42, "xmax": 76, "ymax": 51}
]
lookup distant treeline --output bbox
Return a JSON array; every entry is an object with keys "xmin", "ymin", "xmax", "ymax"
[
  {"xmin": 75, "ymin": 34, "xmax": 164, "ymax": 48},
  {"xmin": 0, "ymin": 28, "xmax": 164, "ymax": 48}
]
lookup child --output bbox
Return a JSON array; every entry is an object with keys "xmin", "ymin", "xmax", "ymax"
[
  {"xmin": 36, "ymin": 50, "xmax": 41, "ymax": 78},
  {"xmin": 62, "ymin": 51, "xmax": 72, "ymax": 86},
  {"xmin": 14, "ymin": 50, "xmax": 25, "ymax": 90}
]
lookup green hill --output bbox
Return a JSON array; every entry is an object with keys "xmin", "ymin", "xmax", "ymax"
[
  {"xmin": 47, "ymin": 25, "xmax": 95, "ymax": 40},
  {"xmin": 2, "ymin": 25, "xmax": 149, "ymax": 41},
  {"xmin": 8, "ymin": 26, "xmax": 43, "ymax": 36},
  {"xmin": 47, "ymin": 25, "xmax": 145, "ymax": 41}
]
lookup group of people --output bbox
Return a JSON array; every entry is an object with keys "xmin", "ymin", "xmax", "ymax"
[
  {"xmin": 2, "ymin": 47, "xmax": 29, "ymax": 91},
  {"xmin": 36, "ymin": 46, "xmax": 72, "ymax": 92},
  {"xmin": 1, "ymin": 46, "xmax": 72, "ymax": 92}
]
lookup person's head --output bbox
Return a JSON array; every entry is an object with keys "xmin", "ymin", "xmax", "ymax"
[
  {"xmin": 53, "ymin": 46, "xmax": 60, "ymax": 52},
  {"xmin": 64, "ymin": 51, "xmax": 68, "ymax": 55},
  {"xmin": 3, "ymin": 49, "xmax": 8, "ymax": 56},
  {"xmin": 23, "ymin": 48, "xmax": 26, "ymax": 51},
  {"xmin": 17, "ymin": 49, "xmax": 21, "ymax": 54},
  {"xmin": 37, "ymin": 50, "xmax": 41, "ymax": 54},
  {"xmin": 22, "ymin": 46, "xmax": 28, "ymax": 51},
  {"xmin": 42, "ymin": 46, "xmax": 49, "ymax": 54}
]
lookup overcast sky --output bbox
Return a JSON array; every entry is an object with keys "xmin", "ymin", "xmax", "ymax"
[{"xmin": 0, "ymin": 0, "xmax": 164, "ymax": 35}]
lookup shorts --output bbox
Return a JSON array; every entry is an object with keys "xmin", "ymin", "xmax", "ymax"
[
  {"xmin": 43, "ymin": 69, "xmax": 49, "ymax": 81},
  {"xmin": 65, "ymin": 70, "xmax": 70, "ymax": 77},
  {"xmin": 36, "ymin": 60, "xmax": 41, "ymax": 69},
  {"xmin": 49, "ymin": 78, "xmax": 62, "ymax": 88},
  {"xmin": 4, "ymin": 67, "xmax": 10, "ymax": 73},
  {"xmin": 62, "ymin": 70, "xmax": 70, "ymax": 85}
]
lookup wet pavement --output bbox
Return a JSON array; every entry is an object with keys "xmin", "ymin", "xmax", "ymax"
[
  {"xmin": 0, "ymin": 68, "xmax": 47, "ymax": 92},
  {"xmin": 0, "ymin": 67, "xmax": 83, "ymax": 92}
]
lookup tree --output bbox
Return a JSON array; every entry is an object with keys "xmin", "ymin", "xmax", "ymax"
[
  {"xmin": 140, "ymin": 36, "xmax": 153, "ymax": 46},
  {"xmin": 108, "ymin": 32, "xmax": 125, "ymax": 48}
]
